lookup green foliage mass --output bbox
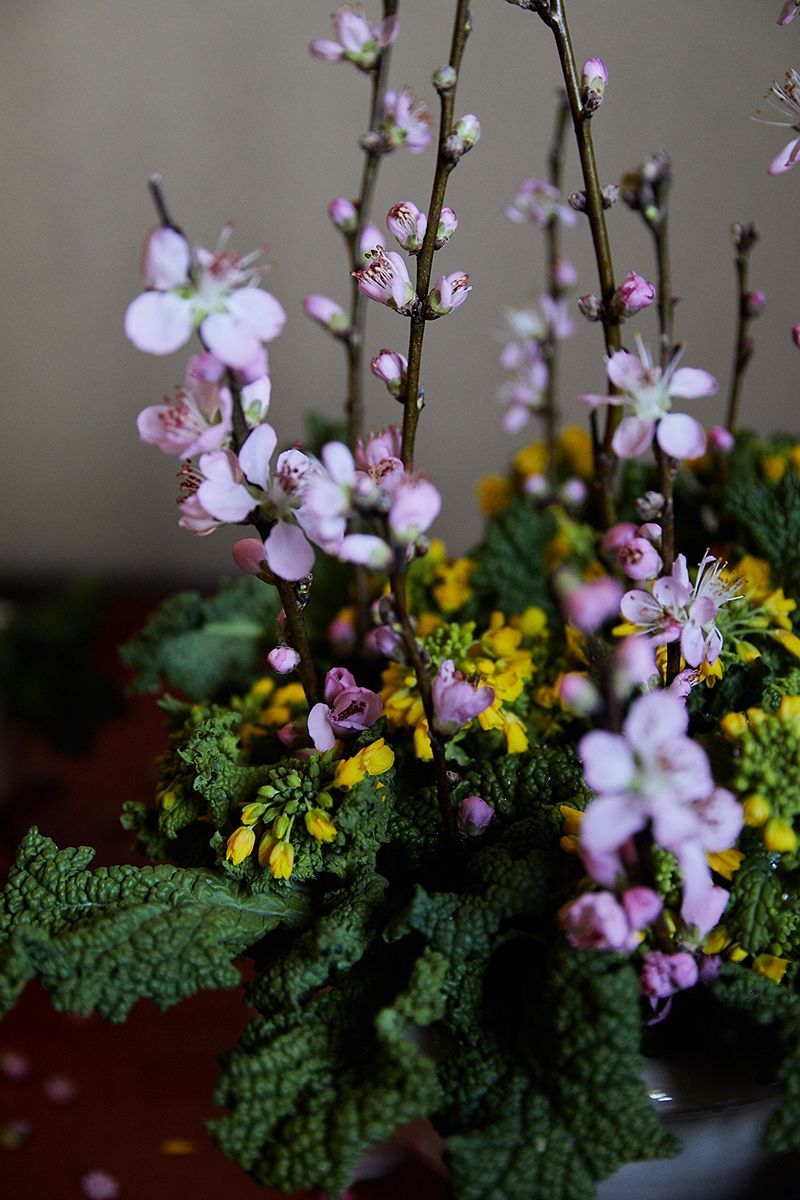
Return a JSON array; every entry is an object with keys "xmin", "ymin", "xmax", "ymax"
[
  {"xmin": 121, "ymin": 577, "xmax": 280, "ymax": 700},
  {"xmin": 722, "ymin": 841, "xmax": 797, "ymax": 956},
  {"xmin": 0, "ymin": 828, "xmax": 311, "ymax": 1022},
  {"xmin": 469, "ymin": 495, "xmax": 557, "ymax": 618},
  {"xmin": 725, "ymin": 450, "xmax": 800, "ymax": 601}
]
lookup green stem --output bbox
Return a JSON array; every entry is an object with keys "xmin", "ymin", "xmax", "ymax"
[
  {"xmin": 344, "ymin": 0, "xmax": 399, "ymax": 450},
  {"xmin": 401, "ymin": 0, "xmax": 472, "ymax": 469}
]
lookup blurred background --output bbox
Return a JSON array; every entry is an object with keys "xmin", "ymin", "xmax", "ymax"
[{"xmin": 1, "ymin": 0, "xmax": 797, "ymax": 587}]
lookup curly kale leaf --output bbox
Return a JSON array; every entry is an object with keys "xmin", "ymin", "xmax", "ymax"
[
  {"xmin": 726, "ymin": 468, "xmax": 800, "ymax": 599},
  {"xmin": 723, "ymin": 843, "xmax": 792, "ymax": 955},
  {"xmin": 0, "ymin": 828, "xmax": 310, "ymax": 1021},
  {"xmin": 121, "ymin": 577, "xmax": 279, "ymax": 700},
  {"xmin": 469, "ymin": 496, "xmax": 557, "ymax": 618},
  {"xmin": 459, "ymin": 745, "xmax": 589, "ymax": 831},
  {"xmin": 210, "ymin": 947, "xmax": 446, "ymax": 1197},
  {"xmin": 714, "ymin": 963, "xmax": 800, "ymax": 1153},
  {"xmin": 445, "ymin": 946, "xmax": 676, "ymax": 1200}
]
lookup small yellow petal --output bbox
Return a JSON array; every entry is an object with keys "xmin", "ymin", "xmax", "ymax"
[
  {"xmin": 305, "ymin": 809, "xmax": 338, "ymax": 843},
  {"xmin": 226, "ymin": 826, "xmax": 255, "ymax": 865},
  {"xmin": 703, "ymin": 927, "xmax": 730, "ymax": 955},
  {"xmin": 753, "ymin": 954, "xmax": 791, "ymax": 984},
  {"xmin": 720, "ymin": 711, "xmax": 747, "ymax": 741},
  {"xmin": 268, "ymin": 840, "xmax": 295, "ymax": 879},
  {"xmin": 743, "ymin": 794, "xmax": 771, "ymax": 827},
  {"xmin": 764, "ymin": 818, "xmax": 798, "ymax": 854}
]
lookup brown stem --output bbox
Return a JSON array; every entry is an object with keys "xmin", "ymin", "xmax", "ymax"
[
  {"xmin": 401, "ymin": 0, "xmax": 472, "ymax": 468},
  {"xmin": 542, "ymin": 91, "xmax": 570, "ymax": 487},
  {"xmin": 726, "ymin": 248, "xmax": 754, "ymax": 434},
  {"xmin": 545, "ymin": 0, "xmax": 621, "ymax": 525},
  {"xmin": 391, "ymin": 567, "xmax": 456, "ymax": 846},
  {"xmin": 344, "ymin": 0, "xmax": 399, "ymax": 450}
]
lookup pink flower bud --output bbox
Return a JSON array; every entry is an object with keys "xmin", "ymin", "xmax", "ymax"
[
  {"xmin": 446, "ymin": 113, "xmax": 480, "ymax": 159},
  {"xmin": 435, "ymin": 207, "xmax": 458, "ymax": 249},
  {"xmin": 303, "ymin": 294, "xmax": 350, "ymax": 335},
  {"xmin": 431, "ymin": 659, "xmax": 494, "ymax": 736},
  {"xmin": 232, "ymin": 538, "xmax": 267, "ymax": 576},
  {"xmin": 707, "ymin": 425, "xmax": 734, "ymax": 454},
  {"xmin": 601, "ymin": 523, "xmax": 638, "ymax": 554},
  {"xmin": 559, "ymin": 477, "xmax": 588, "ymax": 509},
  {"xmin": 327, "ymin": 613, "xmax": 357, "ymax": 655},
  {"xmin": 268, "ymin": 645, "xmax": 301, "ymax": 674},
  {"xmin": 328, "ymin": 197, "xmax": 358, "ymax": 233},
  {"xmin": 522, "ymin": 473, "xmax": 551, "ymax": 499},
  {"xmin": 559, "ymin": 672, "xmax": 601, "ymax": 716},
  {"xmin": 581, "ymin": 58, "xmax": 608, "ymax": 112},
  {"xmin": 640, "ymin": 950, "xmax": 698, "ymax": 999},
  {"xmin": 374, "ymin": 625, "xmax": 406, "ymax": 660},
  {"xmin": 746, "ymin": 289, "xmax": 766, "ymax": 317},
  {"xmin": 612, "ymin": 271, "xmax": 656, "ymax": 318},
  {"xmin": 358, "ymin": 223, "xmax": 383, "ymax": 265},
  {"xmin": 778, "ymin": 0, "xmax": 799, "ymax": 24},
  {"xmin": 370, "ymin": 348, "xmax": 408, "ymax": 397},
  {"xmin": 381, "ymin": 87, "xmax": 433, "ymax": 154},
  {"xmin": 427, "ymin": 271, "xmax": 471, "ymax": 317},
  {"xmin": 459, "ymin": 795, "xmax": 495, "ymax": 837},
  {"xmin": 793, "ymin": 324, "xmax": 800, "ymax": 348},
  {"xmin": 386, "ymin": 201, "xmax": 427, "ymax": 253},
  {"xmin": 556, "ymin": 571, "xmax": 623, "ymax": 634},
  {"xmin": 617, "ymin": 536, "xmax": 662, "ymax": 581}
]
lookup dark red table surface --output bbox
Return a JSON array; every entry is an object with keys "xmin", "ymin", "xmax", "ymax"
[{"xmin": 0, "ymin": 595, "xmax": 450, "ymax": 1200}]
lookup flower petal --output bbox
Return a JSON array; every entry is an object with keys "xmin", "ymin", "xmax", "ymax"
[
  {"xmin": 307, "ymin": 703, "xmax": 336, "ymax": 752},
  {"xmin": 238, "ymin": 423, "xmax": 277, "ymax": 490},
  {"xmin": 226, "ymin": 288, "xmax": 287, "ymax": 341},
  {"xmin": 605, "ymin": 349, "xmax": 645, "ymax": 393},
  {"xmin": 579, "ymin": 730, "xmax": 635, "ymax": 793},
  {"xmin": 202, "ymin": 312, "xmax": 261, "ymax": 370},
  {"xmin": 124, "ymin": 292, "xmax": 193, "ymax": 355},
  {"xmin": 768, "ymin": 137, "xmax": 800, "ymax": 176},
  {"xmin": 669, "ymin": 368, "xmax": 718, "ymax": 400},
  {"xmin": 612, "ymin": 416, "xmax": 655, "ymax": 459},
  {"xmin": 656, "ymin": 413, "xmax": 707, "ymax": 459},
  {"xmin": 264, "ymin": 521, "xmax": 315, "ymax": 581}
]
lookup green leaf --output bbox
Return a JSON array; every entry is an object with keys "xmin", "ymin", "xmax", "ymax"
[
  {"xmin": 723, "ymin": 844, "xmax": 787, "ymax": 954},
  {"xmin": 0, "ymin": 828, "xmax": 311, "ymax": 1021},
  {"xmin": 470, "ymin": 496, "xmax": 557, "ymax": 618},
  {"xmin": 210, "ymin": 947, "xmax": 446, "ymax": 1196}
]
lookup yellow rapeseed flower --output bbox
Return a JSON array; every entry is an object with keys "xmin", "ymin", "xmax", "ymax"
[
  {"xmin": 514, "ymin": 440, "xmax": 548, "ymax": 478},
  {"xmin": 305, "ymin": 809, "xmax": 338, "ymax": 843},
  {"xmin": 558, "ymin": 425, "xmax": 594, "ymax": 477},
  {"xmin": 518, "ymin": 606, "xmax": 548, "ymax": 637},
  {"xmin": 334, "ymin": 738, "xmax": 395, "ymax": 790},
  {"xmin": 778, "ymin": 695, "xmax": 800, "ymax": 725},
  {"xmin": 477, "ymin": 474, "xmax": 512, "ymax": 517},
  {"xmin": 754, "ymin": 954, "xmax": 791, "ymax": 984},
  {"xmin": 268, "ymin": 840, "xmax": 295, "ymax": 880},
  {"xmin": 703, "ymin": 927, "xmax": 730, "ymax": 955},
  {"xmin": 707, "ymin": 848, "xmax": 744, "ymax": 879},
  {"xmin": 720, "ymin": 711, "xmax": 747, "ymax": 740},
  {"xmin": 433, "ymin": 557, "xmax": 474, "ymax": 613},
  {"xmin": 764, "ymin": 817, "xmax": 798, "ymax": 853},
  {"xmin": 743, "ymin": 793, "xmax": 771, "ymax": 827},
  {"xmin": 762, "ymin": 455, "xmax": 787, "ymax": 483},
  {"xmin": 226, "ymin": 826, "xmax": 256, "ymax": 865},
  {"xmin": 773, "ymin": 629, "xmax": 800, "ymax": 658},
  {"xmin": 763, "ymin": 588, "xmax": 797, "ymax": 630}
]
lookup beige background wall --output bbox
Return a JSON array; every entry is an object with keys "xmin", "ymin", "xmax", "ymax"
[{"xmin": 1, "ymin": 1, "xmax": 796, "ymax": 585}]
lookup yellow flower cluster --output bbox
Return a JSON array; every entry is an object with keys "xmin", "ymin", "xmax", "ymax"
[
  {"xmin": 238, "ymin": 678, "xmax": 308, "ymax": 748},
  {"xmin": 759, "ymin": 443, "xmax": 800, "ymax": 483},
  {"xmin": 721, "ymin": 696, "xmax": 800, "ymax": 854}
]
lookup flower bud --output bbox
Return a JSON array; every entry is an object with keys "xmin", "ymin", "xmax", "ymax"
[
  {"xmin": 435, "ymin": 207, "xmax": 458, "ymax": 249},
  {"xmin": 745, "ymin": 290, "xmax": 766, "ymax": 318},
  {"xmin": 522, "ymin": 473, "xmax": 551, "ymax": 500},
  {"xmin": 559, "ymin": 672, "xmax": 601, "ymax": 716},
  {"xmin": 578, "ymin": 293, "xmax": 603, "ymax": 321},
  {"xmin": 370, "ymin": 348, "xmax": 408, "ymax": 397},
  {"xmin": 232, "ymin": 538, "xmax": 268, "ymax": 577},
  {"xmin": 444, "ymin": 114, "xmax": 480, "ymax": 161},
  {"xmin": 458, "ymin": 795, "xmax": 495, "ymax": 837},
  {"xmin": 427, "ymin": 272, "xmax": 471, "ymax": 317},
  {"xmin": 793, "ymin": 324, "xmax": 800, "ymax": 348},
  {"xmin": 731, "ymin": 221, "xmax": 759, "ymax": 253},
  {"xmin": 328, "ymin": 197, "xmax": 358, "ymax": 233},
  {"xmin": 559, "ymin": 477, "xmax": 588, "ymax": 508},
  {"xmin": 555, "ymin": 570, "xmax": 623, "ymax": 633},
  {"xmin": 386, "ymin": 201, "xmax": 427, "ymax": 253},
  {"xmin": 601, "ymin": 184, "xmax": 620, "ymax": 208},
  {"xmin": 303, "ymin": 294, "xmax": 350, "ymax": 336},
  {"xmin": 611, "ymin": 270, "xmax": 656, "ymax": 318},
  {"xmin": 707, "ymin": 425, "xmax": 735, "ymax": 454},
  {"xmin": 374, "ymin": 625, "xmax": 406, "ymax": 660},
  {"xmin": 569, "ymin": 191, "xmax": 587, "ymax": 213},
  {"xmin": 581, "ymin": 57, "xmax": 608, "ymax": 113},
  {"xmin": 635, "ymin": 491, "xmax": 665, "ymax": 521},
  {"xmin": 268, "ymin": 645, "xmax": 301, "ymax": 674},
  {"xmin": 433, "ymin": 64, "xmax": 457, "ymax": 91}
]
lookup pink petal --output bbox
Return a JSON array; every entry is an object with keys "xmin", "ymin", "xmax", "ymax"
[
  {"xmin": 656, "ymin": 413, "xmax": 707, "ymax": 459},
  {"xmin": 579, "ymin": 795, "xmax": 647, "ymax": 885},
  {"xmin": 141, "ymin": 226, "xmax": 192, "ymax": 289},
  {"xmin": 309, "ymin": 38, "xmax": 344, "ymax": 61},
  {"xmin": 579, "ymin": 730, "xmax": 635, "ymax": 793},
  {"xmin": 337, "ymin": 10, "xmax": 371, "ymax": 52},
  {"xmin": 308, "ymin": 703, "xmax": 336, "ymax": 752},
  {"xmin": 669, "ymin": 368, "xmax": 718, "ymax": 400},
  {"xmin": 624, "ymin": 689, "xmax": 687, "ymax": 749},
  {"xmin": 202, "ymin": 312, "xmax": 261, "ymax": 370},
  {"xmin": 768, "ymin": 137, "xmax": 800, "ymax": 176},
  {"xmin": 578, "ymin": 392, "xmax": 619, "ymax": 409},
  {"xmin": 238, "ymin": 423, "xmax": 277, "ymax": 490},
  {"xmin": 322, "ymin": 442, "xmax": 355, "ymax": 486},
  {"xmin": 124, "ymin": 291, "xmax": 193, "ymax": 355},
  {"xmin": 378, "ymin": 14, "xmax": 400, "ymax": 47},
  {"xmin": 232, "ymin": 538, "xmax": 266, "ymax": 575},
  {"xmin": 264, "ymin": 521, "xmax": 315, "ymax": 581},
  {"xmin": 226, "ymin": 288, "xmax": 287, "ymax": 342},
  {"xmin": 680, "ymin": 622, "xmax": 707, "ymax": 668},
  {"xmin": 606, "ymin": 349, "xmax": 645, "ymax": 392},
  {"xmin": 338, "ymin": 534, "xmax": 394, "ymax": 569},
  {"xmin": 612, "ymin": 416, "xmax": 655, "ymax": 459},
  {"xmin": 620, "ymin": 588, "xmax": 661, "ymax": 625},
  {"xmin": 197, "ymin": 478, "xmax": 254, "ymax": 523}
]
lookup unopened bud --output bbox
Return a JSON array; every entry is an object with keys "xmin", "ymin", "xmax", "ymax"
[
  {"xmin": 635, "ymin": 490, "xmax": 665, "ymax": 521},
  {"xmin": 559, "ymin": 477, "xmax": 588, "ymax": 509},
  {"xmin": 569, "ymin": 191, "xmax": 587, "ymax": 213},
  {"xmin": 707, "ymin": 425, "xmax": 735, "ymax": 454},
  {"xmin": 731, "ymin": 222, "xmax": 759, "ymax": 253},
  {"xmin": 359, "ymin": 130, "xmax": 383, "ymax": 155},
  {"xmin": 435, "ymin": 207, "xmax": 458, "ymax": 249},
  {"xmin": 303, "ymin": 294, "xmax": 350, "ymax": 337},
  {"xmin": 444, "ymin": 114, "xmax": 481, "ymax": 161},
  {"xmin": 578, "ymin": 293, "xmax": 603, "ymax": 322},
  {"xmin": 328, "ymin": 197, "xmax": 358, "ymax": 233},
  {"xmin": 793, "ymin": 324, "xmax": 800, "ymax": 348},
  {"xmin": 559, "ymin": 671, "xmax": 602, "ymax": 717},
  {"xmin": 745, "ymin": 289, "xmax": 766, "ymax": 318},
  {"xmin": 458, "ymin": 794, "xmax": 495, "ymax": 837},
  {"xmin": 370, "ymin": 348, "xmax": 408, "ymax": 397},
  {"xmin": 267, "ymin": 645, "xmax": 301, "ymax": 674},
  {"xmin": 610, "ymin": 270, "xmax": 656, "ymax": 319},
  {"xmin": 433, "ymin": 64, "xmax": 457, "ymax": 91},
  {"xmin": 601, "ymin": 184, "xmax": 620, "ymax": 208},
  {"xmin": 581, "ymin": 57, "xmax": 608, "ymax": 114}
]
